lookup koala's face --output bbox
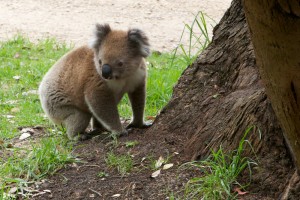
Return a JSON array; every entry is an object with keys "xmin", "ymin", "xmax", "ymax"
[{"xmin": 91, "ymin": 24, "xmax": 150, "ymax": 80}]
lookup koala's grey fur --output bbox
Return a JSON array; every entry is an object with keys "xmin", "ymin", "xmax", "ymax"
[{"xmin": 39, "ymin": 24, "xmax": 150, "ymax": 140}]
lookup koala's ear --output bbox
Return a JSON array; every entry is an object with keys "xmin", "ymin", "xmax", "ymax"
[
  {"xmin": 90, "ymin": 23, "xmax": 111, "ymax": 51},
  {"xmin": 128, "ymin": 29, "xmax": 151, "ymax": 57}
]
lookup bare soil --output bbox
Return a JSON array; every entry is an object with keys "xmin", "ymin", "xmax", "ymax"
[{"xmin": 0, "ymin": 0, "xmax": 231, "ymax": 52}]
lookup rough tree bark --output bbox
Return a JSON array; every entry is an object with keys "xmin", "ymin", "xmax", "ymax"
[
  {"xmin": 243, "ymin": 0, "xmax": 300, "ymax": 171},
  {"xmin": 146, "ymin": 0, "xmax": 299, "ymax": 198}
]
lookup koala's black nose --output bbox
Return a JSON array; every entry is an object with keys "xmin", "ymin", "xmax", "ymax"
[{"xmin": 102, "ymin": 64, "xmax": 112, "ymax": 79}]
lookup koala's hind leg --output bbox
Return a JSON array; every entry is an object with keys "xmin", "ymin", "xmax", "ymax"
[{"xmin": 61, "ymin": 107, "xmax": 92, "ymax": 140}]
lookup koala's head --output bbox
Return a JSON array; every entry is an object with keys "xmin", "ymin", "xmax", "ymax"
[{"xmin": 90, "ymin": 24, "xmax": 150, "ymax": 80}]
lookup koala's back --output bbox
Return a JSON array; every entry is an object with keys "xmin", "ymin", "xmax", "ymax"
[{"xmin": 39, "ymin": 46, "xmax": 102, "ymax": 120}]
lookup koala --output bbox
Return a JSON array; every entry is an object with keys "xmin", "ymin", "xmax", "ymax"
[{"xmin": 39, "ymin": 24, "xmax": 151, "ymax": 140}]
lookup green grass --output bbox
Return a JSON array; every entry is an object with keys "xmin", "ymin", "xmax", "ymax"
[
  {"xmin": 0, "ymin": 136, "xmax": 75, "ymax": 198},
  {"xmin": 105, "ymin": 152, "xmax": 134, "ymax": 176},
  {"xmin": 125, "ymin": 140, "xmax": 139, "ymax": 148},
  {"xmin": 182, "ymin": 127, "xmax": 257, "ymax": 200},
  {"xmin": 0, "ymin": 35, "xmax": 71, "ymax": 139}
]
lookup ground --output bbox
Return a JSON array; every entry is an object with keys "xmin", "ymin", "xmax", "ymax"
[
  {"xmin": 1, "ymin": 1, "xmax": 232, "ymax": 199},
  {"xmin": 0, "ymin": 0, "xmax": 231, "ymax": 52}
]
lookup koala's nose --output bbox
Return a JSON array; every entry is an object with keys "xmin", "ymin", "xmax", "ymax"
[{"xmin": 102, "ymin": 64, "xmax": 112, "ymax": 79}]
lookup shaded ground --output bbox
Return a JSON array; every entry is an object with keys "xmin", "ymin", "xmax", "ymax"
[{"xmin": 31, "ymin": 128, "xmax": 197, "ymax": 200}]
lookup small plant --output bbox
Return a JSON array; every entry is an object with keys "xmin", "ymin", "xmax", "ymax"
[
  {"xmin": 97, "ymin": 171, "xmax": 109, "ymax": 178},
  {"xmin": 171, "ymin": 11, "xmax": 213, "ymax": 67},
  {"xmin": 183, "ymin": 127, "xmax": 257, "ymax": 199},
  {"xmin": 125, "ymin": 140, "xmax": 139, "ymax": 148},
  {"xmin": 105, "ymin": 152, "xmax": 133, "ymax": 176}
]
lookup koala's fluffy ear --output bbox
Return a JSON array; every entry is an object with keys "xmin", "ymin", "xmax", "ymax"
[
  {"xmin": 90, "ymin": 23, "xmax": 111, "ymax": 51},
  {"xmin": 128, "ymin": 29, "xmax": 151, "ymax": 57}
]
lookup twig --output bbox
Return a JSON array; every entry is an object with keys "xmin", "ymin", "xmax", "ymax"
[{"xmin": 88, "ymin": 188, "xmax": 102, "ymax": 196}]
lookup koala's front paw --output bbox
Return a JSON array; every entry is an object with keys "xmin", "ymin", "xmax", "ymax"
[{"xmin": 126, "ymin": 121, "xmax": 152, "ymax": 129}]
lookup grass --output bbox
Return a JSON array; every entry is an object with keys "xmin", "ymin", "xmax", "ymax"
[
  {"xmin": 105, "ymin": 152, "xmax": 134, "ymax": 176},
  {"xmin": 182, "ymin": 127, "xmax": 257, "ymax": 199},
  {"xmin": 0, "ymin": 136, "xmax": 75, "ymax": 198},
  {"xmin": 171, "ymin": 11, "xmax": 213, "ymax": 67},
  {"xmin": 0, "ymin": 36, "xmax": 71, "ymax": 139}
]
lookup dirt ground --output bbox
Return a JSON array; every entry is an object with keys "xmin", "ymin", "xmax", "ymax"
[
  {"xmin": 1, "ymin": 1, "xmax": 233, "ymax": 199},
  {"xmin": 0, "ymin": 0, "xmax": 231, "ymax": 52}
]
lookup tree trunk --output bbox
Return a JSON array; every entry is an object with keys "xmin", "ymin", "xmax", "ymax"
[
  {"xmin": 243, "ymin": 0, "xmax": 300, "ymax": 171},
  {"xmin": 146, "ymin": 0, "xmax": 299, "ymax": 198}
]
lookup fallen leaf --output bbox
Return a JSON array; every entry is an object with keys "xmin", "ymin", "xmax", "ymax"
[
  {"xmin": 112, "ymin": 194, "xmax": 121, "ymax": 198},
  {"xmin": 5, "ymin": 115, "xmax": 15, "ymax": 119},
  {"xmin": 13, "ymin": 75, "xmax": 21, "ymax": 80},
  {"xmin": 155, "ymin": 156, "xmax": 164, "ymax": 169},
  {"xmin": 89, "ymin": 194, "xmax": 95, "ymax": 198},
  {"xmin": 151, "ymin": 169, "xmax": 161, "ymax": 178},
  {"xmin": 11, "ymin": 107, "xmax": 20, "ymax": 113},
  {"xmin": 163, "ymin": 163, "xmax": 174, "ymax": 170},
  {"xmin": 141, "ymin": 157, "xmax": 146, "ymax": 162},
  {"xmin": 146, "ymin": 116, "xmax": 156, "ymax": 120},
  {"xmin": 9, "ymin": 187, "xmax": 18, "ymax": 194},
  {"xmin": 234, "ymin": 187, "xmax": 248, "ymax": 195},
  {"xmin": 212, "ymin": 93, "xmax": 220, "ymax": 98},
  {"xmin": 19, "ymin": 132, "xmax": 31, "ymax": 140}
]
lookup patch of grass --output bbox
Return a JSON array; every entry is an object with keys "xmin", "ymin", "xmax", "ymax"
[
  {"xmin": 171, "ymin": 11, "xmax": 213, "ymax": 67},
  {"xmin": 0, "ymin": 35, "xmax": 71, "ymax": 139},
  {"xmin": 0, "ymin": 136, "xmax": 76, "ymax": 197},
  {"xmin": 97, "ymin": 171, "xmax": 109, "ymax": 178},
  {"xmin": 183, "ymin": 127, "xmax": 257, "ymax": 199},
  {"xmin": 125, "ymin": 140, "xmax": 139, "ymax": 148},
  {"xmin": 105, "ymin": 152, "xmax": 134, "ymax": 176}
]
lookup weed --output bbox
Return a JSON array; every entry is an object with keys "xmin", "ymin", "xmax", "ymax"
[
  {"xmin": 97, "ymin": 171, "xmax": 109, "ymax": 178},
  {"xmin": 171, "ymin": 11, "xmax": 213, "ymax": 67},
  {"xmin": 183, "ymin": 127, "xmax": 257, "ymax": 199},
  {"xmin": 105, "ymin": 152, "xmax": 133, "ymax": 176},
  {"xmin": 125, "ymin": 140, "xmax": 139, "ymax": 148}
]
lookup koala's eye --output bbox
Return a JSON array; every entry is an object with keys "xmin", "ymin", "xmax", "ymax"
[
  {"xmin": 118, "ymin": 61, "xmax": 123, "ymax": 67},
  {"xmin": 98, "ymin": 59, "xmax": 102, "ymax": 65}
]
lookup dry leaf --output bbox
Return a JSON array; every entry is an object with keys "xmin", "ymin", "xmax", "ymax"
[
  {"xmin": 155, "ymin": 156, "xmax": 164, "ymax": 169},
  {"xmin": 11, "ymin": 107, "xmax": 20, "ymax": 113},
  {"xmin": 234, "ymin": 187, "xmax": 248, "ymax": 195},
  {"xmin": 19, "ymin": 132, "xmax": 31, "ymax": 140},
  {"xmin": 13, "ymin": 75, "xmax": 21, "ymax": 80},
  {"xmin": 146, "ymin": 116, "xmax": 156, "ymax": 120},
  {"xmin": 112, "ymin": 194, "xmax": 121, "ymax": 198},
  {"xmin": 151, "ymin": 169, "xmax": 161, "ymax": 178},
  {"xmin": 163, "ymin": 163, "xmax": 174, "ymax": 170},
  {"xmin": 9, "ymin": 187, "xmax": 18, "ymax": 194}
]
